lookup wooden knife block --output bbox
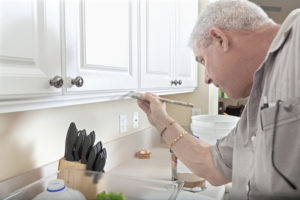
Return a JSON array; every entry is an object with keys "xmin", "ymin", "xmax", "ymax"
[
  {"xmin": 58, "ymin": 158, "xmax": 107, "ymax": 200},
  {"xmin": 58, "ymin": 157, "xmax": 87, "ymax": 171}
]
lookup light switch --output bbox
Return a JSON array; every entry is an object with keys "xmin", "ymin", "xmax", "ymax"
[
  {"xmin": 119, "ymin": 114, "xmax": 127, "ymax": 134},
  {"xmin": 133, "ymin": 112, "xmax": 139, "ymax": 129}
]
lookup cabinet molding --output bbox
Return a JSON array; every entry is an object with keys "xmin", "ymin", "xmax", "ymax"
[{"xmin": 0, "ymin": 88, "xmax": 195, "ymax": 113}]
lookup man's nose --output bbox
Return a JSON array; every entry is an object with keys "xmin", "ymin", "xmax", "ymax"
[{"xmin": 204, "ymin": 70, "xmax": 212, "ymax": 84}]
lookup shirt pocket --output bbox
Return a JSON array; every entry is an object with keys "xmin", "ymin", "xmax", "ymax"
[
  {"xmin": 258, "ymin": 97, "xmax": 300, "ymax": 193},
  {"xmin": 261, "ymin": 100, "xmax": 300, "ymax": 131}
]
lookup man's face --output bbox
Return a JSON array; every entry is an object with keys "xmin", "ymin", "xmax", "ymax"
[{"xmin": 193, "ymin": 40, "xmax": 252, "ymax": 99}]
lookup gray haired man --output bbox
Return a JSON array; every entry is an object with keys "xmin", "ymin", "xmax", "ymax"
[{"xmin": 137, "ymin": 0, "xmax": 300, "ymax": 199}]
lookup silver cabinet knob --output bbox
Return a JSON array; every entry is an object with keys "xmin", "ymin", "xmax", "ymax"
[
  {"xmin": 71, "ymin": 76, "xmax": 84, "ymax": 87},
  {"xmin": 49, "ymin": 76, "xmax": 63, "ymax": 88},
  {"xmin": 178, "ymin": 80, "xmax": 182, "ymax": 85},
  {"xmin": 171, "ymin": 80, "xmax": 178, "ymax": 86}
]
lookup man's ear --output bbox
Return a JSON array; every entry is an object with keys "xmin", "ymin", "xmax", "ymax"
[{"xmin": 209, "ymin": 27, "xmax": 229, "ymax": 52}]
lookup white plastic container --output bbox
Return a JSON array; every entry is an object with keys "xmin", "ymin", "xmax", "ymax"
[
  {"xmin": 190, "ymin": 115, "xmax": 239, "ymax": 145},
  {"xmin": 32, "ymin": 179, "xmax": 86, "ymax": 200}
]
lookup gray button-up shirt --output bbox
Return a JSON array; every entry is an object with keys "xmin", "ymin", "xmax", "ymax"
[{"xmin": 211, "ymin": 9, "xmax": 300, "ymax": 199}]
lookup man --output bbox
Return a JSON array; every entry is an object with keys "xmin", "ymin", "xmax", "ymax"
[{"xmin": 137, "ymin": 0, "xmax": 300, "ymax": 199}]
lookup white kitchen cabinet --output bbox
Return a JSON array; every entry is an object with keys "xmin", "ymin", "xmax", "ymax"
[
  {"xmin": 140, "ymin": 0, "xmax": 198, "ymax": 91},
  {"xmin": 64, "ymin": 0, "xmax": 138, "ymax": 93},
  {"xmin": 0, "ymin": 0, "xmax": 198, "ymax": 113},
  {"xmin": 140, "ymin": 0, "xmax": 175, "ymax": 89},
  {"xmin": 175, "ymin": 0, "xmax": 198, "ymax": 89},
  {"xmin": 0, "ymin": 0, "xmax": 62, "ymax": 99}
]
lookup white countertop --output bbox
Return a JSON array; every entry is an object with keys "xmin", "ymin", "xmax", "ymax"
[{"xmin": 109, "ymin": 144, "xmax": 225, "ymax": 200}]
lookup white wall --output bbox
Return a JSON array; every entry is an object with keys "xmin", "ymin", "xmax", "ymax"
[{"xmin": 0, "ymin": 99, "xmax": 150, "ymax": 181}]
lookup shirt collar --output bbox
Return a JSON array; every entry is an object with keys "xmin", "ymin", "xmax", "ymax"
[
  {"xmin": 254, "ymin": 9, "xmax": 300, "ymax": 75},
  {"xmin": 268, "ymin": 9, "xmax": 300, "ymax": 53}
]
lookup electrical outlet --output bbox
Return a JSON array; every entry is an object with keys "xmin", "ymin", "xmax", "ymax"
[
  {"xmin": 133, "ymin": 112, "xmax": 139, "ymax": 129},
  {"xmin": 119, "ymin": 114, "xmax": 127, "ymax": 134}
]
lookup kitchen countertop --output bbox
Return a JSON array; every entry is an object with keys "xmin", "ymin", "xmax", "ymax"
[
  {"xmin": 109, "ymin": 143, "xmax": 225, "ymax": 200},
  {"xmin": 0, "ymin": 127, "xmax": 227, "ymax": 200}
]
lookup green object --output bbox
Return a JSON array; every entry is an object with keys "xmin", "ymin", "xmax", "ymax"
[
  {"xmin": 218, "ymin": 89, "xmax": 228, "ymax": 99},
  {"xmin": 96, "ymin": 191, "xmax": 126, "ymax": 200},
  {"xmin": 218, "ymin": 89, "xmax": 222, "ymax": 98}
]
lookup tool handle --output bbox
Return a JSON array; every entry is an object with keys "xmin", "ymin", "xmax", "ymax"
[
  {"xmin": 131, "ymin": 93, "xmax": 194, "ymax": 108},
  {"xmin": 158, "ymin": 97, "xmax": 194, "ymax": 108}
]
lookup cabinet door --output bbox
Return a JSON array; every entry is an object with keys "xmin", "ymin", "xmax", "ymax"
[
  {"xmin": 140, "ymin": 0, "xmax": 175, "ymax": 89},
  {"xmin": 175, "ymin": 0, "xmax": 198, "ymax": 88},
  {"xmin": 0, "ymin": 0, "xmax": 62, "ymax": 99},
  {"xmin": 65, "ymin": 0, "xmax": 138, "ymax": 93}
]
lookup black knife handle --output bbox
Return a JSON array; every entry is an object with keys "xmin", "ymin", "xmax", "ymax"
[
  {"xmin": 92, "ymin": 148, "xmax": 107, "ymax": 184},
  {"xmin": 81, "ymin": 135, "xmax": 91, "ymax": 164},
  {"xmin": 65, "ymin": 122, "xmax": 78, "ymax": 161},
  {"xmin": 74, "ymin": 131, "xmax": 84, "ymax": 161},
  {"xmin": 94, "ymin": 148, "xmax": 107, "ymax": 172},
  {"xmin": 90, "ymin": 131, "xmax": 96, "ymax": 146},
  {"xmin": 87, "ymin": 147, "xmax": 97, "ymax": 170}
]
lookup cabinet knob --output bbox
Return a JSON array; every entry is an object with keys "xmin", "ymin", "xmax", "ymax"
[
  {"xmin": 178, "ymin": 80, "xmax": 182, "ymax": 85},
  {"xmin": 49, "ymin": 76, "xmax": 63, "ymax": 88},
  {"xmin": 71, "ymin": 76, "xmax": 84, "ymax": 87},
  {"xmin": 171, "ymin": 80, "xmax": 178, "ymax": 86}
]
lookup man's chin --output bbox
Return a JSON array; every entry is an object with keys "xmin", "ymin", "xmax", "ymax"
[
  {"xmin": 222, "ymin": 90, "xmax": 246, "ymax": 100},
  {"xmin": 227, "ymin": 92, "xmax": 250, "ymax": 100}
]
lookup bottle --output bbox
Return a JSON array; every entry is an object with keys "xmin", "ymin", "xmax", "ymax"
[{"xmin": 32, "ymin": 179, "xmax": 86, "ymax": 200}]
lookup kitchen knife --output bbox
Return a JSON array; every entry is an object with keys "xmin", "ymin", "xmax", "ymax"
[
  {"xmin": 93, "ymin": 148, "xmax": 107, "ymax": 184},
  {"xmin": 90, "ymin": 131, "xmax": 95, "ymax": 146},
  {"xmin": 91, "ymin": 141, "xmax": 103, "ymax": 169},
  {"xmin": 86, "ymin": 145, "xmax": 97, "ymax": 170},
  {"xmin": 64, "ymin": 122, "xmax": 78, "ymax": 161},
  {"xmin": 73, "ymin": 131, "xmax": 84, "ymax": 161},
  {"xmin": 87, "ymin": 141, "xmax": 103, "ymax": 170},
  {"xmin": 78, "ymin": 129, "xmax": 87, "ymax": 158},
  {"xmin": 95, "ymin": 141, "xmax": 102, "ymax": 153},
  {"xmin": 94, "ymin": 148, "xmax": 106, "ymax": 172},
  {"xmin": 81, "ymin": 135, "xmax": 91, "ymax": 164}
]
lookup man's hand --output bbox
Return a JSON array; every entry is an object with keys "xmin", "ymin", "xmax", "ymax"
[
  {"xmin": 136, "ymin": 92, "xmax": 230, "ymax": 186},
  {"xmin": 137, "ymin": 92, "xmax": 174, "ymax": 131}
]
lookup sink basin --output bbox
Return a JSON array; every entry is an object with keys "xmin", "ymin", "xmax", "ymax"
[
  {"xmin": 3, "ymin": 168, "xmax": 184, "ymax": 200},
  {"xmin": 177, "ymin": 191, "xmax": 215, "ymax": 200}
]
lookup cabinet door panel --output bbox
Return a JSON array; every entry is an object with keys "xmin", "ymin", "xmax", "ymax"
[
  {"xmin": 175, "ymin": 0, "xmax": 198, "ymax": 88},
  {"xmin": 0, "ymin": 0, "xmax": 62, "ymax": 99},
  {"xmin": 140, "ymin": 0, "xmax": 175, "ymax": 89},
  {"xmin": 65, "ymin": 0, "xmax": 138, "ymax": 93}
]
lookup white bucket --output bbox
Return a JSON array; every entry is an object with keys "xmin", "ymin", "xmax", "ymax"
[{"xmin": 190, "ymin": 115, "xmax": 239, "ymax": 145}]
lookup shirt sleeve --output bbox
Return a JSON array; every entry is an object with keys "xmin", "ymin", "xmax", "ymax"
[{"xmin": 210, "ymin": 124, "xmax": 238, "ymax": 181}]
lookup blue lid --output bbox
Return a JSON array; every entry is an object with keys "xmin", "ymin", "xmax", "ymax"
[
  {"xmin": 46, "ymin": 179, "xmax": 66, "ymax": 192},
  {"xmin": 192, "ymin": 134, "xmax": 199, "ymax": 139}
]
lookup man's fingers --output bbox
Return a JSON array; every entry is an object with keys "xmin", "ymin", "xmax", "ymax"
[
  {"xmin": 142, "ymin": 92, "xmax": 161, "ymax": 104},
  {"xmin": 137, "ymin": 100, "xmax": 150, "ymax": 115}
]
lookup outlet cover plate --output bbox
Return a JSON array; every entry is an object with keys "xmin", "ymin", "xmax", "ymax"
[
  {"xmin": 119, "ymin": 114, "xmax": 127, "ymax": 134},
  {"xmin": 133, "ymin": 112, "xmax": 139, "ymax": 129}
]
